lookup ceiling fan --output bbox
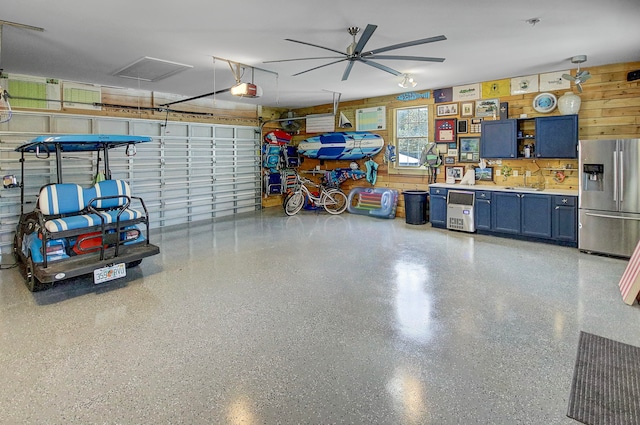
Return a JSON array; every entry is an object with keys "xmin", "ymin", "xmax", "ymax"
[
  {"xmin": 562, "ymin": 55, "xmax": 592, "ymax": 93},
  {"xmin": 264, "ymin": 24, "xmax": 446, "ymax": 81}
]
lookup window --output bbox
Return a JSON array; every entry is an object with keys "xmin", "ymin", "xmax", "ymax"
[{"xmin": 395, "ymin": 106, "xmax": 430, "ymax": 168}]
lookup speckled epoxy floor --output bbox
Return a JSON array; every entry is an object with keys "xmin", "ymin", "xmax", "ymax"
[{"xmin": 0, "ymin": 208, "xmax": 638, "ymax": 424}]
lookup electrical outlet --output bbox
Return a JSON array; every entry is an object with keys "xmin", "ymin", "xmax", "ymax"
[
  {"xmin": 513, "ymin": 170, "xmax": 519, "ymax": 177},
  {"xmin": 495, "ymin": 169, "xmax": 501, "ymax": 176},
  {"xmin": 525, "ymin": 170, "xmax": 532, "ymax": 177}
]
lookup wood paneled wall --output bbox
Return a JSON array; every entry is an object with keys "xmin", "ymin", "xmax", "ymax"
[{"xmin": 274, "ymin": 61, "xmax": 640, "ymax": 216}]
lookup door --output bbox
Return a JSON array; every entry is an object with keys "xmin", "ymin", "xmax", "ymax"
[
  {"xmin": 475, "ymin": 191, "xmax": 492, "ymax": 231},
  {"xmin": 535, "ymin": 115, "xmax": 578, "ymax": 158},
  {"xmin": 492, "ymin": 192, "xmax": 520, "ymax": 234},
  {"xmin": 480, "ymin": 120, "xmax": 517, "ymax": 158},
  {"xmin": 429, "ymin": 189, "xmax": 447, "ymax": 228},
  {"xmin": 579, "ymin": 139, "xmax": 617, "ymax": 212},
  {"xmin": 579, "ymin": 209, "xmax": 640, "ymax": 258},
  {"xmin": 521, "ymin": 194, "xmax": 552, "ymax": 238},
  {"xmin": 619, "ymin": 139, "xmax": 640, "ymax": 214}
]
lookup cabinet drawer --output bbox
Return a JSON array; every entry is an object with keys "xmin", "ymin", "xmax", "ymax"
[
  {"xmin": 554, "ymin": 195, "xmax": 576, "ymax": 206},
  {"xmin": 475, "ymin": 191, "xmax": 492, "ymax": 200},
  {"xmin": 430, "ymin": 188, "xmax": 447, "ymax": 196}
]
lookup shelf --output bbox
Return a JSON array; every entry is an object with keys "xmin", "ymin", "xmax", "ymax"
[{"xmin": 541, "ymin": 168, "xmax": 576, "ymax": 171}]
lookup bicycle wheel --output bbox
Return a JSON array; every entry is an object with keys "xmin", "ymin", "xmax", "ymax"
[
  {"xmin": 322, "ymin": 189, "xmax": 348, "ymax": 214},
  {"xmin": 284, "ymin": 192, "xmax": 305, "ymax": 216}
]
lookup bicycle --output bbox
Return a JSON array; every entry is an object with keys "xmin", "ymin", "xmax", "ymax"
[{"xmin": 283, "ymin": 174, "xmax": 348, "ymax": 216}]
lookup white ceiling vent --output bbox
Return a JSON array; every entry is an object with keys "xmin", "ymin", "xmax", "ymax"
[{"xmin": 113, "ymin": 56, "xmax": 193, "ymax": 82}]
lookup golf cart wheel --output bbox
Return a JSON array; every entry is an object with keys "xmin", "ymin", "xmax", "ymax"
[
  {"xmin": 25, "ymin": 257, "xmax": 46, "ymax": 292},
  {"xmin": 13, "ymin": 234, "xmax": 22, "ymax": 264}
]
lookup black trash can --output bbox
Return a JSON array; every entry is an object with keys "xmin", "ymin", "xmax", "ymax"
[{"xmin": 403, "ymin": 190, "xmax": 429, "ymax": 225}]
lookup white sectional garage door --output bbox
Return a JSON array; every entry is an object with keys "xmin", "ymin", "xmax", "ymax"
[{"xmin": 0, "ymin": 111, "xmax": 261, "ymax": 256}]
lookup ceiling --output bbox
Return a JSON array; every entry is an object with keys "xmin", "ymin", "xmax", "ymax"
[{"xmin": 1, "ymin": 0, "xmax": 639, "ymax": 110}]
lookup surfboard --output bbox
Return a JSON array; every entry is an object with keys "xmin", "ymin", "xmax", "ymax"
[{"xmin": 297, "ymin": 132, "xmax": 384, "ymax": 160}]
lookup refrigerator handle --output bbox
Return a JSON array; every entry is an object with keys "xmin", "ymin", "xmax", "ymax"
[
  {"xmin": 619, "ymin": 150, "xmax": 624, "ymax": 203},
  {"xmin": 613, "ymin": 151, "xmax": 618, "ymax": 202}
]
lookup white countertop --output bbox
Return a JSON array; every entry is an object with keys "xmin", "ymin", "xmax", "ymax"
[{"xmin": 429, "ymin": 183, "xmax": 578, "ymax": 197}]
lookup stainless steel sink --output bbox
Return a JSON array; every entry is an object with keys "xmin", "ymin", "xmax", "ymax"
[{"xmin": 503, "ymin": 186, "xmax": 544, "ymax": 192}]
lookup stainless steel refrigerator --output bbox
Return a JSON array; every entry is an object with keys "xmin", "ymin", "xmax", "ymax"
[{"xmin": 579, "ymin": 138, "xmax": 640, "ymax": 258}]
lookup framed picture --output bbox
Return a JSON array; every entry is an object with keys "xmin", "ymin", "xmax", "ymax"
[
  {"xmin": 475, "ymin": 167, "xmax": 493, "ymax": 181},
  {"xmin": 436, "ymin": 103, "xmax": 458, "ymax": 116},
  {"xmin": 475, "ymin": 98, "xmax": 500, "ymax": 117},
  {"xmin": 446, "ymin": 166, "xmax": 465, "ymax": 181},
  {"xmin": 461, "ymin": 102, "xmax": 474, "ymax": 117},
  {"xmin": 470, "ymin": 118, "xmax": 483, "ymax": 133},
  {"xmin": 457, "ymin": 119, "xmax": 468, "ymax": 134},
  {"xmin": 444, "ymin": 156, "xmax": 456, "ymax": 165},
  {"xmin": 435, "ymin": 118, "xmax": 456, "ymax": 142},
  {"xmin": 458, "ymin": 137, "xmax": 480, "ymax": 163}
]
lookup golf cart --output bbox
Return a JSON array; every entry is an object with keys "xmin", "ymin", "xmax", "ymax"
[{"xmin": 11, "ymin": 134, "xmax": 160, "ymax": 292}]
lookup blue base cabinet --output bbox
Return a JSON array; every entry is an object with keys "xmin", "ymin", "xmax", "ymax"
[
  {"xmin": 552, "ymin": 196, "xmax": 577, "ymax": 242},
  {"xmin": 429, "ymin": 187, "xmax": 448, "ymax": 228},
  {"xmin": 521, "ymin": 194, "xmax": 553, "ymax": 238},
  {"xmin": 474, "ymin": 190, "xmax": 492, "ymax": 231},
  {"xmin": 492, "ymin": 192, "xmax": 522, "ymax": 234}
]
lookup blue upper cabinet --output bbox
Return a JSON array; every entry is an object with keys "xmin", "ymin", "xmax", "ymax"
[
  {"xmin": 479, "ymin": 115, "xmax": 578, "ymax": 159},
  {"xmin": 535, "ymin": 115, "xmax": 579, "ymax": 158},
  {"xmin": 480, "ymin": 119, "xmax": 517, "ymax": 158}
]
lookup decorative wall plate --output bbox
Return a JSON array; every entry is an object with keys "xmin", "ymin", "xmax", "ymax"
[{"xmin": 533, "ymin": 93, "xmax": 557, "ymax": 113}]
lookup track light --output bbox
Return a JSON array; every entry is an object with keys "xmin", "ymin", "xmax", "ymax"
[{"xmin": 398, "ymin": 74, "xmax": 417, "ymax": 88}]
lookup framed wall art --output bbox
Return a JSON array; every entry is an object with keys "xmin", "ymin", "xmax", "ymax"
[
  {"xmin": 475, "ymin": 98, "xmax": 500, "ymax": 118},
  {"xmin": 446, "ymin": 166, "xmax": 465, "ymax": 181},
  {"xmin": 461, "ymin": 102, "xmax": 474, "ymax": 117},
  {"xmin": 475, "ymin": 167, "xmax": 494, "ymax": 181},
  {"xmin": 457, "ymin": 119, "xmax": 468, "ymax": 134},
  {"xmin": 459, "ymin": 137, "xmax": 480, "ymax": 163},
  {"xmin": 444, "ymin": 156, "xmax": 456, "ymax": 165},
  {"xmin": 435, "ymin": 118, "xmax": 456, "ymax": 142},
  {"xmin": 436, "ymin": 103, "xmax": 458, "ymax": 117}
]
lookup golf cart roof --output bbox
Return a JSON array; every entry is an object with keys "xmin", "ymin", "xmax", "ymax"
[{"xmin": 15, "ymin": 134, "xmax": 153, "ymax": 153}]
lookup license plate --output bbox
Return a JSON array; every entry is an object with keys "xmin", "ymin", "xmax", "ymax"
[{"xmin": 93, "ymin": 263, "xmax": 126, "ymax": 284}]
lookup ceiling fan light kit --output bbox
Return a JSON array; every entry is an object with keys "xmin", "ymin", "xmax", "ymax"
[{"xmin": 398, "ymin": 74, "xmax": 417, "ymax": 88}]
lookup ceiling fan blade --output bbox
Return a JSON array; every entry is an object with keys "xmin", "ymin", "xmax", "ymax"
[
  {"xmin": 562, "ymin": 73, "xmax": 577, "ymax": 82},
  {"xmin": 578, "ymin": 71, "xmax": 592, "ymax": 81},
  {"xmin": 342, "ymin": 61, "xmax": 356, "ymax": 81},
  {"xmin": 353, "ymin": 24, "xmax": 377, "ymax": 54},
  {"xmin": 264, "ymin": 56, "xmax": 345, "ymax": 64},
  {"xmin": 367, "ymin": 35, "xmax": 447, "ymax": 55},
  {"xmin": 291, "ymin": 58, "xmax": 348, "ymax": 77},
  {"xmin": 576, "ymin": 82, "xmax": 583, "ymax": 93},
  {"xmin": 284, "ymin": 38, "xmax": 347, "ymax": 56},
  {"xmin": 364, "ymin": 54, "xmax": 445, "ymax": 63},
  {"xmin": 359, "ymin": 59, "xmax": 402, "ymax": 76}
]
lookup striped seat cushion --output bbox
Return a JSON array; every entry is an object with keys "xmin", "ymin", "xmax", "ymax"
[
  {"xmin": 38, "ymin": 179, "xmax": 142, "ymax": 233},
  {"xmin": 44, "ymin": 209, "xmax": 144, "ymax": 233},
  {"xmin": 39, "ymin": 184, "xmax": 90, "ymax": 215},
  {"xmin": 91, "ymin": 179, "xmax": 131, "ymax": 209}
]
